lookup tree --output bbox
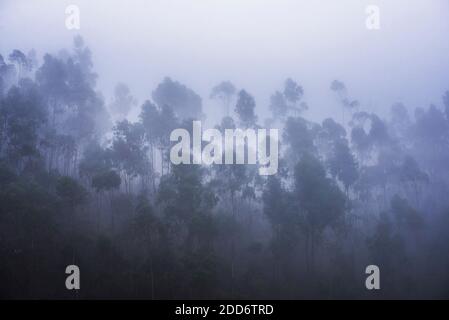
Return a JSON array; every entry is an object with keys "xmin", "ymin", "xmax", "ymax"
[
  {"xmin": 350, "ymin": 112, "xmax": 391, "ymax": 164},
  {"xmin": 367, "ymin": 211, "xmax": 407, "ymax": 297},
  {"xmin": 109, "ymin": 83, "xmax": 137, "ymax": 120},
  {"xmin": 327, "ymin": 140, "xmax": 358, "ymax": 194},
  {"xmin": 294, "ymin": 154, "xmax": 346, "ymax": 271},
  {"xmin": 158, "ymin": 164, "xmax": 217, "ymax": 226},
  {"xmin": 263, "ymin": 176, "xmax": 299, "ymax": 288},
  {"xmin": 283, "ymin": 116, "xmax": 319, "ymax": 164},
  {"xmin": 443, "ymin": 91, "xmax": 449, "ymax": 121},
  {"xmin": 0, "ymin": 79, "xmax": 46, "ymax": 164},
  {"xmin": 8, "ymin": 50, "xmax": 32, "ymax": 81},
  {"xmin": 36, "ymin": 37, "xmax": 110, "ymax": 174},
  {"xmin": 269, "ymin": 91, "xmax": 288, "ymax": 120},
  {"xmin": 157, "ymin": 164, "xmax": 218, "ymax": 297},
  {"xmin": 3, "ymin": 34, "xmax": 449, "ymax": 299},
  {"xmin": 389, "ymin": 103, "xmax": 410, "ymax": 142},
  {"xmin": 235, "ymin": 90, "xmax": 257, "ymax": 128},
  {"xmin": 43, "ymin": 133, "xmax": 77, "ymax": 175},
  {"xmin": 284, "ymin": 78, "xmax": 303, "ymax": 104},
  {"xmin": 79, "ymin": 142, "xmax": 114, "ymax": 180},
  {"xmin": 410, "ymin": 104, "xmax": 449, "ymax": 178},
  {"xmin": 36, "ymin": 54, "xmax": 70, "ymax": 126},
  {"xmin": 91, "ymin": 170, "xmax": 121, "ymax": 192},
  {"xmin": 152, "ymin": 77, "xmax": 202, "ymax": 120},
  {"xmin": 284, "ymin": 78, "xmax": 307, "ymax": 115},
  {"xmin": 56, "ymin": 176, "xmax": 87, "ymax": 209},
  {"xmin": 390, "ymin": 195, "xmax": 424, "ymax": 233},
  {"xmin": 55, "ymin": 175, "xmax": 87, "ymax": 259},
  {"xmin": 398, "ymin": 156, "xmax": 428, "ymax": 207},
  {"xmin": 269, "ymin": 79, "xmax": 307, "ymax": 122},
  {"xmin": 92, "ymin": 169, "xmax": 121, "ymax": 232},
  {"xmin": 0, "ymin": 54, "xmax": 17, "ymax": 97},
  {"xmin": 318, "ymin": 118, "xmax": 358, "ymax": 193},
  {"xmin": 0, "ymin": 55, "xmax": 4, "ymax": 97},
  {"xmin": 0, "ymin": 172, "xmax": 59, "ymax": 298},
  {"xmin": 140, "ymin": 101, "xmax": 178, "ymax": 178},
  {"xmin": 210, "ymin": 81, "xmax": 236, "ymax": 117},
  {"xmin": 124, "ymin": 193, "xmax": 167, "ymax": 299},
  {"xmin": 331, "ymin": 80, "xmax": 359, "ymax": 125},
  {"xmin": 110, "ymin": 120, "xmax": 148, "ymax": 193}
]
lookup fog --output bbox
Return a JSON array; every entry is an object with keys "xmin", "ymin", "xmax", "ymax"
[
  {"xmin": 1, "ymin": 0, "xmax": 449, "ymax": 299},
  {"xmin": 2, "ymin": 0, "xmax": 449, "ymax": 123}
]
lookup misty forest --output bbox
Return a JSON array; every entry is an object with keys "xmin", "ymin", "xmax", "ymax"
[{"xmin": 1, "ymin": 37, "xmax": 449, "ymax": 299}]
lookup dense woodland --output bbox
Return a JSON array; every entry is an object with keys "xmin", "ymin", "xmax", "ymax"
[{"xmin": 1, "ymin": 37, "xmax": 449, "ymax": 299}]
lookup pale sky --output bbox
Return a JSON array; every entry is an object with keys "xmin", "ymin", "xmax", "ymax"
[{"xmin": 1, "ymin": 0, "xmax": 449, "ymax": 124}]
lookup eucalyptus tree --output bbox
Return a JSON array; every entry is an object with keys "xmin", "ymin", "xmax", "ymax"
[
  {"xmin": 235, "ymin": 90, "xmax": 257, "ymax": 128},
  {"xmin": 0, "ymin": 53, "xmax": 17, "ymax": 96},
  {"xmin": 8, "ymin": 49, "xmax": 32, "ymax": 81},
  {"xmin": 109, "ymin": 83, "xmax": 137, "ymax": 120},
  {"xmin": 318, "ymin": 118, "xmax": 358, "ymax": 195},
  {"xmin": 283, "ymin": 116, "xmax": 319, "ymax": 167},
  {"xmin": 110, "ymin": 120, "xmax": 148, "ymax": 193},
  {"xmin": 331, "ymin": 80, "xmax": 359, "ymax": 125},
  {"xmin": 210, "ymin": 81, "xmax": 236, "ymax": 117},
  {"xmin": 152, "ymin": 77, "xmax": 202, "ymax": 120},
  {"xmin": 0, "ymin": 79, "xmax": 46, "ymax": 167},
  {"xmin": 157, "ymin": 164, "xmax": 218, "ymax": 297},
  {"xmin": 140, "ymin": 101, "xmax": 178, "ymax": 178},
  {"xmin": 293, "ymin": 154, "xmax": 346, "ymax": 272}
]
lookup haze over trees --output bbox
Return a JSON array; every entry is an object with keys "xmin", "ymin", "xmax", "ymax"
[{"xmin": 1, "ymin": 37, "xmax": 449, "ymax": 299}]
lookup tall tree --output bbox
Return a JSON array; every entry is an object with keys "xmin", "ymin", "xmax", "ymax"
[
  {"xmin": 235, "ymin": 90, "xmax": 257, "ymax": 128},
  {"xmin": 210, "ymin": 81, "xmax": 236, "ymax": 117},
  {"xmin": 152, "ymin": 77, "xmax": 202, "ymax": 120},
  {"xmin": 0, "ymin": 79, "xmax": 46, "ymax": 165},
  {"xmin": 294, "ymin": 154, "xmax": 346, "ymax": 271},
  {"xmin": 109, "ymin": 83, "xmax": 137, "ymax": 120},
  {"xmin": 110, "ymin": 120, "xmax": 148, "ymax": 193},
  {"xmin": 331, "ymin": 80, "xmax": 359, "ymax": 125}
]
